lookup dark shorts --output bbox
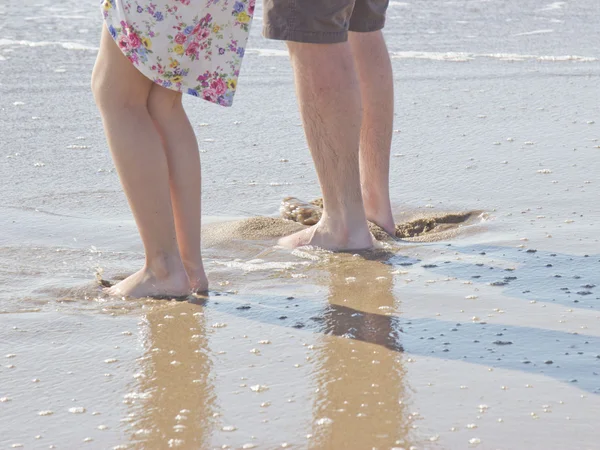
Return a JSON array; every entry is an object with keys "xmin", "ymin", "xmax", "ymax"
[{"xmin": 263, "ymin": 0, "xmax": 389, "ymax": 44}]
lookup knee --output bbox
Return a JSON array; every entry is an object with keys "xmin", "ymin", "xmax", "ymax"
[
  {"xmin": 91, "ymin": 68, "xmax": 127, "ymax": 113},
  {"xmin": 91, "ymin": 63, "xmax": 148, "ymax": 113},
  {"xmin": 147, "ymin": 89, "xmax": 182, "ymax": 123}
]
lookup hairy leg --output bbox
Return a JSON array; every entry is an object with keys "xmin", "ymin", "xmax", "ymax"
[
  {"xmin": 147, "ymin": 86, "xmax": 207, "ymax": 292},
  {"xmin": 349, "ymin": 30, "xmax": 395, "ymax": 235},
  {"xmin": 92, "ymin": 25, "xmax": 189, "ymax": 298},
  {"xmin": 278, "ymin": 42, "xmax": 373, "ymax": 251}
]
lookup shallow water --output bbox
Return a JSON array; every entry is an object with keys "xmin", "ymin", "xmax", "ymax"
[{"xmin": 1, "ymin": 0, "xmax": 600, "ymax": 448}]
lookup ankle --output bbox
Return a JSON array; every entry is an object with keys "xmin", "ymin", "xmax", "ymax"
[
  {"xmin": 311, "ymin": 215, "xmax": 373, "ymax": 250},
  {"xmin": 319, "ymin": 213, "xmax": 370, "ymax": 237},
  {"xmin": 321, "ymin": 197, "xmax": 367, "ymax": 222},
  {"xmin": 364, "ymin": 202, "xmax": 393, "ymax": 222},
  {"xmin": 187, "ymin": 268, "xmax": 207, "ymax": 285},
  {"xmin": 145, "ymin": 252, "xmax": 186, "ymax": 279},
  {"xmin": 363, "ymin": 187, "xmax": 393, "ymax": 213},
  {"xmin": 181, "ymin": 257, "xmax": 204, "ymax": 272}
]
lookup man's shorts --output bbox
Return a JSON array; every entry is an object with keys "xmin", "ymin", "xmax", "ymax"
[{"xmin": 263, "ymin": 0, "xmax": 389, "ymax": 44}]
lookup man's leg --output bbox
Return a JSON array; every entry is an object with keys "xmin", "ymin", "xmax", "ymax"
[
  {"xmin": 277, "ymin": 42, "xmax": 373, "ymax": 251},
  {"xmin": 349, "ymin": 31, "xmax": 395, "ymax": 236}
]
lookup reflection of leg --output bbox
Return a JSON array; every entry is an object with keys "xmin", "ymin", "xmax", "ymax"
[
  {"xmin": 148, "ymin": 86, "xmax": 208, "ymax": 292},
  {"xmin": 278, "ymin": 42, "xmax": 373, "ymax": 251},
  {"xmin": 349, "ymin": 31, "xmax": 395, "ymax": 235},
  {"xmin": 133, "ymin": 302, "xmax": 214, "ymax": 447},
  {"xmin": 312, "ymin": 257, "xmax": 409, "ymax": 449},
  {"xmin": 92, "ymin": 26, "xmax": 189, "ymax": 298}
]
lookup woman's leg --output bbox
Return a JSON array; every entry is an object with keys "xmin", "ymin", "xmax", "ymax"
[
  {"xmin": 147, "ymin": 85, "xmax": 208, "ymax": 292},
  {"xmin": 92, "ymin": 25, "xmax": 189, "ymax": 298}
]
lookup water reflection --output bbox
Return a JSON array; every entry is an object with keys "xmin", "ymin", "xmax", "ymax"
[
  {"xmin": 309, "ymin": 255, "xmax": 414, "ymax": 449},
  {"xmin": 119, "ymin": 253, "xmax": 420, "ymax": 448},
  {"xmin": 126, "ymin": 299, "xmax": 216, "ymax": 448}
]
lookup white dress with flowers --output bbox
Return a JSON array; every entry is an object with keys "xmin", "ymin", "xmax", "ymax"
[{"xmin": 101, "ymin": 0, "xmax": 255, "ymax": 106}]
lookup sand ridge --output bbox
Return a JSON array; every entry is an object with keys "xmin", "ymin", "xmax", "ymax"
[{"xmin": 280, "ymin": 197, "xmax": 486, "ymax": 242}]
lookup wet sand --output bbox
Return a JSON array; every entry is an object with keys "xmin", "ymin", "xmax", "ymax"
[{"xmin": 1, "ymin": 0, "xmax": 600, "ymax": 448}]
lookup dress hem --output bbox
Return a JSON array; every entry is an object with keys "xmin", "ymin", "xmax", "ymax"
[{"xmin": 102, "ymin": 19, "xmax": 235, "ymax": 107}]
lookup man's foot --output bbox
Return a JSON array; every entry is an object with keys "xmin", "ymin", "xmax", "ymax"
[
  {"xmin": 104, "ymin": 265, "xmax": 191, "ymax": 298},
  {"xmin": 281, "ymin": 197, "xmax": 396, "ymax": 239},
  {"xmin": 278, "ymin": 219, "xmax": 375, "ymax": 251},
  {"xmin": 365, "ymin": 211, "xmax": 396, "ymax": 237},
  {"xmin": 363, "ymin": 194, "xmax": 396, "ymax": 236}
]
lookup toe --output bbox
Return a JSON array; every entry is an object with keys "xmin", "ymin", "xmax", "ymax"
[{"xmin": 104, "ymin": 286, "xmax": 122, "ymax": 297}]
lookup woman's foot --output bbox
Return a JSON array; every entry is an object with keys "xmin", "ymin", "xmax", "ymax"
[
  {"xmin": 278, "ymin": 218, "xmax": 375, "ymax": 251},
  {"xmin": 105, "ymin": 255, "xmax": 191, "ymax": 298},
  {"xmin": 187, "ymin": 269, "xmax": 209, "ymax": 293}
]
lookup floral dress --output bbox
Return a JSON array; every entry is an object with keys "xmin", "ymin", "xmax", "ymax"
[{"xmin": 101, "ymin": 0, "xmax": 255, "ymax": 106}]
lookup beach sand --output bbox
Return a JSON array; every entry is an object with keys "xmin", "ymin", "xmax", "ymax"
[{"xmin": 1, "ymin": 0, "xmax": 599, "ymax": 448}]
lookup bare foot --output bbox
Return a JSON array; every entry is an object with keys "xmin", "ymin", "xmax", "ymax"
[
  {"xmin": 104, "ymin": 266, "xmax": 191, "ymax": 298},
  {"xmin": 281, "ymin": 196, "xmax": 396, "ymax": 239},
  {"xmin": 187, "ymin": 270, "xmax": 209, "ymax": 293},
  {"xmin": 363, "ymin": 194, "xmax": 396, "ymax": 236},
  {"xmin": 181, "ymin": 260, "xmax": 209, "ymax": 293},
  {"xmin": 278, "ymin": 219, "xmax": 375, "ymax": 251},
  {"xmin": 366, "ymin": 211, "xmax": 396, "ymax": 237}
]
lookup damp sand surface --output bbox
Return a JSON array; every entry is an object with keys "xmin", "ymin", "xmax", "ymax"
[{"xmin": 2, "ymin": 0, "xmax": 600, "ymax": 448}]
